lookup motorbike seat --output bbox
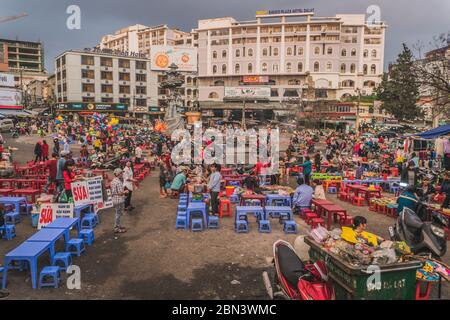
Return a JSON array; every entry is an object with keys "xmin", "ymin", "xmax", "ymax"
[
  {"xmin": 277, "ymin": 244, "xmax": 307, "ymax": 289},
  {"xmin": 403, "ymin": 208, "xmax": 423, "ymax": 230}
]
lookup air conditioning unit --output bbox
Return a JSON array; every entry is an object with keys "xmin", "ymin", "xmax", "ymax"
[
  {"xmin": 123, "ymin": 68, "xmax": 127, "ymax": 72},
  {"xmin": 86, "ymin": 66, "xmax": 90, "ymax": 69},
  {"xmin": 106, "ymin": 94, "xmax": 109, "ymax": 97},
  {"xmin": 105, "ymin": 67, "xmax": 109, "ymax": 71},
  {"xmin": 87, "ymin": 93, "xmax": 90, "ymax": 96},
  {"xmin": 105, "ymin": 80, "xmax": 109, "ymax": 84},
  {"xmin": 123, "ymin": 81, "xmax": 127, "ymax": 85}
]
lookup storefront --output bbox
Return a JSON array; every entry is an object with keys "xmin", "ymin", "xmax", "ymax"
[{"xmin": 55, "ymin": 102, "xmax": 129, "ymax": 122}]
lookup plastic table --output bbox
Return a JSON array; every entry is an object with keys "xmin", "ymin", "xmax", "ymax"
[
  {"xmin": 2, "ymin": 241, "xmax": 52, "ymax": 289},
  {"xmin": 0, "ymin": 196, "xmax": 27, "ymax": 215},
  {"xmin": 265, "ymin": 194, "xmax": 292, "ymax": 207},
  {"xmin": 26, "ymin": 228, "xmax": 67, "ymax": 260},
  {"xmin": 45, "ymin": 217, "xmax": 80, "ymax": 236},
  {"xmin": 320, "ymin": 204, "xmax": 347, "ymax": 230},
  {"xmin": 74, "ymin": 203, "xmax": 93, "ymax": 218}
]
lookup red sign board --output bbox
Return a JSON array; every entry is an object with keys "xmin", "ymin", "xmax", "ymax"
[{"xmin": 242, "ymin": 76, "xmax": 269, "ymax": 83}]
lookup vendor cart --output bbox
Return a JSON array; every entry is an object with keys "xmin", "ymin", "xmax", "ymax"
[{"xmin": 304, "ymin": 236, "xmax": 423, "ymax": 300}]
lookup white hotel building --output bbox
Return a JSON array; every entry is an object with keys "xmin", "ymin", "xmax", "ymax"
[{"xmin": 194, "ymin": 10, "xmax": 387, "ymax": 119}]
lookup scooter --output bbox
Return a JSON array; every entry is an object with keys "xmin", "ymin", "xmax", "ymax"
[
  {"xmin": 389, "ymin": 207, "xmax": 447, "ymax": 258},
  {"xmin": 262, "ymin": 240, "xmax": 335, "ymax": 300}
]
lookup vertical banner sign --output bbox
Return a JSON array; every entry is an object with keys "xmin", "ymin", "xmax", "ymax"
[
  {"xmin": 38, "ymin": 203, "xmax": 74, "ymax": 229},
  {"xmin": 71, "ymin": 180, "xmax": 90, "ymax": 206},
  {"xmin": 86, "ymin": 176, "xmax": 104, "ymax": 208}
]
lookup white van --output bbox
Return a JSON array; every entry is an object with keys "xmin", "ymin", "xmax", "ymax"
[{"xmin": 0, "ymin": 119, "xmax": 14, "ymax": 132}]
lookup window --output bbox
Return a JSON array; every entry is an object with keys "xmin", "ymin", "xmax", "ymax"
[
  {"xmin": 351, "ymin": 49, "xmax": 357, "ymax": 56},
  {"xmin": 248, "ymin": 63, "xmax": 253, "ymax": 73},
  {"xmin": 273, "ymin": 64, "xmax": 279, "ymax": 72},
  {"xmin": 235, "ymin": 64, "xmax": 240, "ymax": 74},
  {"xmin": 327, "ymin": 47, "xmax": 333, "ymax": 55},
  {"xmin": 119, "ymin": 98, "xmax": 130, "ymax": 104},
  {"xmin": 222, "ymin": 50, "xmax": 227, "ymax": 58},
  {"xmin": 298, "ymin": 62, "xmax": 303, "ymax": 72},
  {"xmin": 101, "ymin": 97, "xmax": 113, "ymax": 103},
  {"xmin": 235, "ymin": 49, "xmax": 240, "ymax": 57},
  {"xmin": 208, "ymin": 92, "xmax": 219, "ymax": 99},
  {"xmin": 262, "ymin": 48, "xmax": 268, "ymax": 56},
  {"xmin": 270, "ymin": 89, "xmax": 278, "ymax": 97},
  {"xmin": 350, "ymin": 63, "xmax": 356, "ymax": 73},
  {"xmin": 371, "ymin": 64, "xmax": 376, "ymax": 74},
  {"xmin": 287, "ymin": 47, "xmax": 292, "ymax": 56},
  {"xmin": 284, "ymin": 89, "xmax": 299, "ymax": 97},
  {"xmin": 135, "ymin": 99, "xmax": 147, "ymax": 107},
  {"xmin": 100, "ymin": 57, "xmax": 113, "ymax": 67},
  {"xmin": 286, "ymin": 62, "xmax": 292, "ymax": 72},
  {"xmin": 314, "ymin": 62, "xmax": 320, "ymax": 72},
  {"xmin": 248, "ymin": 48, "xmax": 253, "ymax": 57},
  {"xmin": 119, "ymin": 85, "xmax": 130, "ymax": 94},
  {"xmin": 136, "ymin": 61, "xmax": 146, "ymax": 69},
  {"xmin": 81, "ymin": 55, "xmax": 94, "ymax": 65},
  {"xmin": 273, "ymin": 48, "xmax": 279, "ymax": 56},
  {"xmin": 363, "ymin": 64, "xmax": 368, "ymax": 75},
  {"xmin": 119, "ymin": 59, "xmax": 130, "ymax": 68},
  {"xmin": 326, "ymin": 62, "xmax": 332, "ymax": 71},
  {"xmin": 298, "ymin": 47, "xmax": 304, "ymax": 55},
  {"xmin": 82, "ymin": 96, "xmax": 95, "ymax": 102},
  {"xmin": 136, "ymin": 86, "xmax": 147, "ymax": 94},
  {"xmin": 213, "ymin": 51, "xmax": 217, "ymax": 59},
  {"xmin": 119, "ymin": 73, "xmax": 130, "ymax": 81},
  {"xmin": 364, "ymin": 80, "xmax": 376, "ymax": 88},
  {"xmin": 136, "ymin": 73, "xmax": 146, "ymax": 82},
  {"xmin": 81, "ymin": 69, "xmax": 95, "ymax": 79},
  {"xmin": 363, "ymin": 49, "xmax": 368, "ymax": 58},
  {"xmin": 288, "ymin": 79, "xmax": 300, "ymax": 85},
  {"xmin": 341, "ymin": 64, "xmax": 346, "ymax": 73},
  {"xmin": 213, "ymin": 80, "xmax": 224, "ymax": 86},
  {"xmin": 212, "ymin": 65, "xmax": 217, "ymax": 74},
  {"xmin": 371, "ymin": 49, "xmax": 377, "ymax": 58},
  {"xmin": 341, "ymin": 49, "xmax": 347, "ymax": 57},
  {"xmin": 222, "ymin": 64, "xmax": 227, "ymax": 74},
  {"xmin": 341, "ymin": 80, "xmax": 355, "ymax": 87},
  {"xmin": 262, "ymin": 63, "xmax": 268, "ymax": 72},
  {"xmin": 82, "ymin": 83, "xmax": 94, "ymax": 92},
  {"xmin": 314, "ymin": 47, "xmax": 320, "ymax": 55},
  {"xmin": 101, "ymin": 71, "xmax": 113, "ymax": 80},
  {"xmin": 101, "ymin": 84, "xmax": 113, "ymax": 93}
]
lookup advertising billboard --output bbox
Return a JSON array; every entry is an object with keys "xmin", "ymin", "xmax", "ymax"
[
  {"xmin": 56, "ymin": 102, "xmax": 128, "ymax": 112},
  {"xmin": 150, "ymin": 46, "xmax": 197, "ymax": 72},
  {"xmin": 0, "ymin": 89, "xmax": 21, "ymax": 106},
  {"xmin": 224, "ymin": 87, "xmax": 271, "ymax": 99},
  {"xmin": 242, "ymin": 76, "xmax": 269, "ymax": 84},
  {"xmin": 0, "ymin": 73, "xmax": 15, "ymax": 87}
]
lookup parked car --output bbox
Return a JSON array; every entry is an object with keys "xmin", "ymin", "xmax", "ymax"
[
  {"xmin": 377, "ymin": 131, "xmax": 397, "ymax": 139},
  {"xmin": 0, "ymin": 119, "xmax": 15, "ymax": 132}
]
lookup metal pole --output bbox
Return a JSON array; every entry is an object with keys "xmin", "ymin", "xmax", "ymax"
[
  {"xmin": 355, "ymin": 89, "xmax": 361, "ymax": 135},
  {"xmin": 242, "ymin": 96, "xmax": 246, "ymax": 130}
]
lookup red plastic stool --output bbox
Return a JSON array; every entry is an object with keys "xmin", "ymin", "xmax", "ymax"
[
  {"xmin": 369, "ymin": 200, "xmax": 377, "ymax": 212},
  {"xmin": 352, "ymin": 196, "xmax": 365, "ymax": 206},
  {"xmin": 300, "ymin": 209, "xmax": 312, "ymax": 219},
  {"xmin": 415, "ymin": 281, "xmax": 433, "ymax": 300},
  {"xmin": 310, "ymin": 218, "xmax": 325, "ymax": 229},
  {"xmin": 219, "ymin": 199, "xmax": 232, "ymax": 218},
  {"xmin": 339, "ymin": 215, "xmax": 354, "ymax": 226},
  {"xmin": 304, "ymin": 212, "xmax": 318, "ymax": 225},
  {"xmin": 339, "ymin": 191, "xmax": 349, "ymax": 201}
]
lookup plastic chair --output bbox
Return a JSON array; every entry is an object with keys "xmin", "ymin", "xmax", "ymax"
[
  {"xmin": 219, "ymin": 199, "xmax": 232, "ymax": 218},
  {"xmin": 352, "ymin": 196, "xmax": 365, "ymax": 207}
]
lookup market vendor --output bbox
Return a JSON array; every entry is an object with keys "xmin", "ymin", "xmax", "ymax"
[
  {"xmin": 341, "ymin": 216, "xmax": 384, "ymax": 247},
  {"xmin": 417, "ymin": 177, "xmax": 436, "ymax": 202},
  {"xmin": 396, "ymin": 185, "xmax": 419, "ymax": 215},
  {"xmin": 169, "ymin": 167, "xmax": 188, "ymax": 195}
]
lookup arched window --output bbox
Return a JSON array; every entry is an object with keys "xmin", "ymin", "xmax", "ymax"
[
  {"xmin": 212, "ymin": 51, "xmax": 217, "ymax": 59},
  {"xmin": 340, "ymin": 63, "xmax": 346, "ymax": 73},
  {"xmin": 222, "ymin": 50, "xmax": 227, "ymax": 58},
  {"xmin": 314, "ymin": 47, "xmax": 320, "ymax": 55},
  {"xmin": 341, "ymin": 49, "xmax": 347, "ymax": 57},
  {"xmin": 248, "ymin": 63, "xmax": 253, "ymax": 73},
  {"xmin": 363, "ymin": 49, "xmax": 368, "ymax": 58},
  {"xmin": 273, "ymin": 64, "xmax": 279, "ymax": 72},
  {"xmin": 298, "ymin": 47, "xmax": 304, "ymax": 55},
  {"xmin": 262, "ymin": 48, "xmax": 268, "ymax": 56},
  {"xmin": 342, "ymin": 80, "xmax": 355, "ymax": 88},
  {"xmin": 286, "ymin": 62, "xmax": 292, "ymax": 72},
  {"xmin": 327, "ymin": 47, "xmax": 333, "ymax": 55},
  {"xmin": 208, "ymin": 92, "xmax": 219, "ymax": 99},
  {"xmin": 364, "ymin": 80, "xmax": 376, "ymax": 88},
  {"xmin": 248, "ymin": 48, "xmax": 253, "ymax": 57},
  {"xmin": 187, "ymin": 89, "xmax": 192, "ymax": 96},
  {"xmin": 371, "ymin": 49, "xmax": 377, "ymax": 58},
  {"xmin": 235, "ymin": 49, "xmax": 240, "ymax": 57},
  {"xmin": 371, "ymin": 64, "xmax": 376, "ymax": 74},
  {"xmin": 351, "ymin": 48, "xmax": 357, "ymax": 56},
  {"xmin": 262, "ymin": 63, "xmax": 268, "ymax": 72},
  {"xmin": 186, "ymin": 77, "xmax": 192, "ymax": 84},
  {"xmin": 363, "ymin": 64, "xmax": 368, "ymax": 75},
  {"xmin": 273, "ymin": 48, "xmax": 279, "ymax": 56},
  {"xmin": 222, "ymin": 64, "xmax": 227, "ymax": 74},
  {"xmin": 298, "ymin": 62, "xmax": 303, "ymax": 72},
  {"xmin": 326, "ymin": 62, "xmax": 332, "ymax": 71},
  {"xmin": 314, "ymin": 62, "xmax": 320, "ymax": 72},
  {"xmin": 350, "ymin": 63, "xmax": 356, "ymax": 73},
  {"xmin": 212, "ymin": 65, "xmax": 217, "ymax": 74},
  {"xmin": 287, "ymin": 47, "xmax": 292, "ymax": 55},
  {"xmin": 235, "ymin": 63, "xmax": 240, "ymax": 74}
]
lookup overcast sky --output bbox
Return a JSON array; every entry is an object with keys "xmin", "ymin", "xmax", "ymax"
[{"xmin": 1, "ymin": 0, "xmax": 449, "ymax": 73}]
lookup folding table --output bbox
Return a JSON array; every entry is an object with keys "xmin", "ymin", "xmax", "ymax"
[
  {"xmin": 26, "ymin": 228, "xmax": 67, "ymax": 260},
  {"xmin": 0, "ymin": 196, "xmax": 27, "ymax": 215},
  {"xmin": 45, "ymin": 217, "xmax": 81, "ymax": 236}
]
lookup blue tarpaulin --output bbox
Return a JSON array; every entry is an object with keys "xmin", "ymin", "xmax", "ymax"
[{"xmin": 404, "ymin": 125, "xmax": 450, "ymax": 139}]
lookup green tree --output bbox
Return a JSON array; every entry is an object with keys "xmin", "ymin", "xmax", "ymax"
[{"xmin": 376, "ymin": 44, "xmax": 421, "ymax": 121}]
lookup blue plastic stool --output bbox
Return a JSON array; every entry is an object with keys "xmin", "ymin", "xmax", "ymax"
[
  {"xmin": 179, "ymin": 201, "xmax": 188, "ymax": 208},
  {"xmin": 20, "ymin": 203, "xmax": 33, "ymax": 214},
  {"xmin": 191, "ymin": 218, "xmax": 203, "ymax": 232},
  {"xmin": 208, "ymin": 216, "xmax": 219, "ymax": 229},
  {"xmin": 229, "ymin": 194, "xmax": 239, "ymax": 203},
  {"xmin": 5, "ymin": 212, "xmax": 20, "ymax": 225},
  {"xmin": 279, "ymin": 212, "xmax": 291, "ymax": 225},
  {"xmin": 176, "ymin": 215, "xmax": 188, "ymax": 230},
  {"xmin": 328, "ymin": 186, "xmax": 337, "ymax": 194},
  {"xmin": 283, "ymin": 220, "xmax": 298, "ymax": 234},
  {"xmin": 52, "ymin": 252, "xmax": 72, "ymax": 272},
  {"xmin": 81, "ymin": 214, "xmax": 97, "ymax": 229},
  {"xmin": 78, "ymin": 229, "xmax": 95, "ymax": 245},
  {"xmin": 258, "ymin": 220, "xmax": 271, "ymax": 233},
  {"xmin": 1, "ymin": 225, "xmax": 16, "ymax": 240},
  {"xmin": 65, "ymin": 238, "xmax": 86, "ymax": 256},
  {"xmin": 235, "ymin": 220, "xmax": 249, "ymax": 233},
  {"xmin": 39, "ymin": 266, "xmax": 61, "ymax": 288},
  {"xmin": 178, "ymin": 205, "xmax": 187, "ymax": 213}
]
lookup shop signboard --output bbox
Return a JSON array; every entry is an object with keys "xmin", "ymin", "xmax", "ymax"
[
  {"xmin": 56, "ymin": 102, "xmax": 128, "ymax": 112},
  {"xmin": 37, "ymin": 203, "xmax": 74, "ymax": 229},
  {"xmin": 0, "ymin": 89, "xmax": 21, "ymax": 106},
  {"xmin": 224, "ymin": 87, "xmax": 271, "ymax": 99},
  {"xmin": 242, "ymin": 76, "xmax": 269, "ymax": 84},
  {"xmin": 0, "ymin": 73, "xmax": 15, "ymax": 87}
]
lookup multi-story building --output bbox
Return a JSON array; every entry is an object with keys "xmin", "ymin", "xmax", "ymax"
[
  {"xmin": 194, "ymin": 10, "xmax": 387, "ymax": 121},
  {"xmin": 54, "ymin": 49, "xmax": 162, "ymax": 120}
]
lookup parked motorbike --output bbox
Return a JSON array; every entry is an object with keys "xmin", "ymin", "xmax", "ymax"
[
  {"xmin": 389, "ymin": 206, "xmax": 447, "ymax": 258},
  {"xmin": 262, "ymin": 240, "xmax": 335, "ymax": 300}
]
